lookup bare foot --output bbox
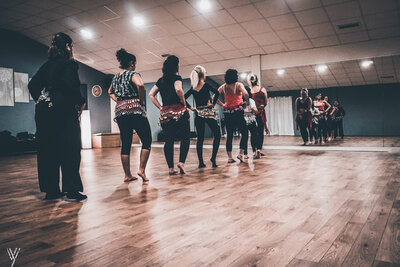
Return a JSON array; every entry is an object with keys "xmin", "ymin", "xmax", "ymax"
[
  {"xmin": 177, "ymin": 163, "xmax": 185, "ymax": 174},
  {"xmin": 137, "ymin": 170, "xmax": 149, "ymax": 182},
  {"xmin": 124, "ymin": 176, "xmax": 138, "ymax": 183}
]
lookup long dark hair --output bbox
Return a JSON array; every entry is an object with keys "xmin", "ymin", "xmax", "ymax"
[
  {"xmin": 48, "ymin": 32, "xmax": 73, "ymax": 59},
  {"xmin": 162, "ymin": 55, "xmax": 179, "ymax": 77},
  {"xmin": 116, "ymin": 48, "xmax": 136, "ymax": 69},
  {"xmin": 224, "ymin": 69, "xmax": 238, "ymax": 84}
]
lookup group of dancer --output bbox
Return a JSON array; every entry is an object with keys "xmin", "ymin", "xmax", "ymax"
[
  {"xmin": 29, "ymin": 32, "xmax": 271, "ymax": 201},
  {"xmin": 295, "ymin": 88, "xmax": 346, "ymax": 146}
]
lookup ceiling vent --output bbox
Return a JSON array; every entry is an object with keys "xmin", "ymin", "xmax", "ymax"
[
  {"xmin": 380, "ymin": 75, "xmax": 395, "ymax": 79},
  {"xmin": 337, "ymin": 22, "xmax": 360, "ymax": 30}
]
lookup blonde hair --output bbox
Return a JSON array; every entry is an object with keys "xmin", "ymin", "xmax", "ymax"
[
  {"xmin": 247, "ymin": 73, "xmax": 258, "ymax": 87},
  {"xmin": 190, "ymin": 65, "xmax": 206, "ymax": 88}
]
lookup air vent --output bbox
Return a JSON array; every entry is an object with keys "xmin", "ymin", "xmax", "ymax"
[
  {"xmin": 380, "ymin": 75, "xmax": 395, "ymax": 79},
  {"xmin": 337, "ymin": 22, "xmax": 360, "ymax": 30},
  {"xmin": 267, "ymin": 85, "xmax": 273, "ymax": 88}
]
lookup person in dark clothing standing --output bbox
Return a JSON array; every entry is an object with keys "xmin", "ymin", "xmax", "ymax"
[
  {"xmin": 295, "ymin": 88, "xmax": 312, "ymax": 145},
  {"xmin": 28, "ymin": 32, "xmax": 87, "ymax": 201},
  {"xmin": 333, "ymin": 100, "xmax": 346, "ymax": 139},
  {"xmin": 108, "ymin": 48, "xmax": 152, "ymax": 183},
  {"xmin": 185, "ymin": 65, "xmax": 221, "ymax": 168},
  {"xmin": 149, "ymin": 55, "xmax": 190, "ymax": 175}
]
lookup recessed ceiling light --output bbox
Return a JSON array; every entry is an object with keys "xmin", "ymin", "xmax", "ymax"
[
  {"xmin": 197, "ymin": 0, "xmax": 212, "ymax": 12},
  {"xmin": 132, "ymin": 15, "xmax": 146, "ymax": 28},
  {"xmin": 277, "ymin": 69, "xmax": 285, "ymax": 76},
  {"xmin": 316, "ymin": 65, "xmax": 328, "ymax": 73},
  {"xmin": 361, "ymin": 60, "xmax": 373, "ymax": 68},
  {"xmin": 80, "ymin": 28, "xmax": 93, "ymax": 39},
  {"xmin": 240, "ymin": 73, "xmax": 248, "ymax": 79}
]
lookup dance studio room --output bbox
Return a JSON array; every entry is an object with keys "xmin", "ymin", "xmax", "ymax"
[{"xmin": 0, "ymin": 0, "xmax": 399, "ymax": 266}]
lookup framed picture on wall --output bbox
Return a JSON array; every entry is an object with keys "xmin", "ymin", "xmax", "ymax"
[
  {"xmin": 0, "ymin": 67, "xmax": 14, "ymax": 106},
  {"xmin": 14, "ymin": 72, "xmax": 29, "ymax": 103}
]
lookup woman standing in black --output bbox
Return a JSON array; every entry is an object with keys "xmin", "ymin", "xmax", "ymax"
[
  {"xmin": 28, "ymin": 32, "xmax": 87, "ymax": 201},
  {"xmin": 108, "ymin": 49, "xmax": 152, "ymax": 183},
  {"xmin": 185, "ymin": 65, "xmax": 221, "ymax": 168},
  {"xmin": 295, "ymin": 88, "xmax": 312, "ymax": 145},
  {"xmin": 149, "ymin": 55, "xmax": 190, "ymax": 175}
]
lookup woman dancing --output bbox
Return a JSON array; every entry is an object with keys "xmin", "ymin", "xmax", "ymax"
[
  {"xmin": 28, "ymin": 32, "xmax": 87, "ymax": 201},
  {"xmin": 149, "ymin": 55, "xmax": 190, "ymax": 175},
  {"xmin": 243, "ymin": 87, "xmax": 260, "ymax": 158},
  {"xmin": 313, "ymin": 93, "xmax": 331, "ymax": 144},
  {"xmin": 185, "ymin": 65, "xmax": 221, "ymax": 168},
  {"xmin": 324, "ymin": 96, "xmax": 334, "ymax": 142},
  {"xmin": 247, "ymin": 74, "xmax": 269, "ymax": 155},
  {"xmin": 108, "ymin": 48, "xmax": 151, "ymax": 183},
  {"xmin": 216, "ymin": 69, "xmax": 249, "ymax": 163},
  {"xmin": 295, "ymin": 88, "xmax": 312, "ymax": 145}
]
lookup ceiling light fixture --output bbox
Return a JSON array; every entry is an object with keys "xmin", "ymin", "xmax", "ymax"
[
  {"xmin": 361, "ymin": 60, "xmax": 373, "ymax": 68},
  {"xmin": 132, "ymin": 15, "xmax": 146, "ymax": 28},
  {"xmin": 197, "ymin": 0, "xmax": 212, "ymax": 12},
  {"xmin": 240, "ymin": 73, "xmax": 248, "ymax": 80},
  {"xmin": 80, "ymin": 28, "xmax": 93, "ymax": 39},
  {"xmin": 316, "ymin": 65, "xmax": 328, "ymax": 73},
  {"xmin": 277, "ymin": 69, "xmax": 285, "ymax": 76}
]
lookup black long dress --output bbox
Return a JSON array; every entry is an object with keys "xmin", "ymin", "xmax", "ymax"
[{"xmin": 28, "ymin": 56, "xmax": 85, "ymax": 194}]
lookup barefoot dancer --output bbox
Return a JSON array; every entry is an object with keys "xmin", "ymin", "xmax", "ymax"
[
  {"xmin": 185, "ymin": 65, "xmax": 221, "ymax": 168},
  {"xmin": 149, "ymin": 55, "xmax": 190, "ymax": 175},
  {"xmin": 109, "ymin": 49, "xmax": 152, "ymax": 182},
  {"xmin": 247, "ymin": 74, "xmax": 269, "ymax": 156},
  {"xmin": 216, "ymin": 69, "xmax": 249, "ymax": 163}
]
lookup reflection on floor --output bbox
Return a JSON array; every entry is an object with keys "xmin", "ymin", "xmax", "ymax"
[{"xmin": 0, "ymin": 138, "xmax": 399, "ymax": 266}]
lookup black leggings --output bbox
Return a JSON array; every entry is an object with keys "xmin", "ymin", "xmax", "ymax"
[
  {"xmin": 116, "ymin": 114, "xmax": 152, "ymax": 155},
  {"xmin": 225, "ymin": 110, "xmax": 248, "ymax": 152},
  {"xmin": 162, "ymin": 113, "xmax": 190, "ymax": 168},
  {"xmin": 317, "ymin": 117, "xmax": 327, "ymax": 141},
  {"xmin": 255, "ymin": 115, "xmax": 264, "ymax": 150},
  {"xmin": 194, "ymin": 116, "xmax": 221, "ymax": 162},
  {"xmin": 298, "ymin": 118, "xmax": 310, "ymax": 143},
  {"xmin": 244, "ymin": 121, "xmax": 258, "ymax": 155}
]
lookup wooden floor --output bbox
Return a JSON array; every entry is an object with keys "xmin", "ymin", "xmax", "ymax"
[{"xmin": 0, "ymin": 138, "xmax": 399, "ymax": 266}]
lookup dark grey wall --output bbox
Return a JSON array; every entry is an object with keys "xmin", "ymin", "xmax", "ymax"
[
  {"xmin": 268, "ymin": 83, "xmax": 400, "ymax": 136},
  {"xmin": 0, "ymin": 29, "xmax": 111, "ymax": 135}
]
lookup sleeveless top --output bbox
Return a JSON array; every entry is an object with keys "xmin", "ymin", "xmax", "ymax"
[
  {"xmin": 297, "ymin": 97, "xmax": 311, "ymax": 111},
  {"xmin": 111, "ymin": 71, "xmax": 146, "ymax": 120},
  {"xmin": 223, "ymin": 83, "xmax": 243, "ymax": 108},
  {"xmin": 111, "ymin": 70, "xmax": 139, "ymax": 100},
  {"xmin": 253, "ymin": 90, "xmax": 266, "ymax": 107},
  {"xmin": 314, "ymin": 100, "xmax": 325, "ymax": 112}
]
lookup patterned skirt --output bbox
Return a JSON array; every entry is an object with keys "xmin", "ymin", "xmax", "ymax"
[
  {"xmin": 114, "ymin": 98, "xmax": 146, "ymax": 121},
  {"xmin": 159, "ymin": 104, "xmax": 189, "ymax": 127}
]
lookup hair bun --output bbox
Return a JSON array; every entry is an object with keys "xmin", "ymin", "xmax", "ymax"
[{"xmin": 116, "ymin": 48, "xmax": 128, "ymax": 62}]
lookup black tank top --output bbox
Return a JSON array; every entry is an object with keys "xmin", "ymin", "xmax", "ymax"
[{"xmin": 297, "ymin": 97, "xmax": 310, "ymax": 111}]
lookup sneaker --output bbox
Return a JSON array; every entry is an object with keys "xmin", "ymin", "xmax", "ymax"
[
  {"xmin": 44, "ymin": 192, "xmax": 65, "ymax": 200},
  {"xmin": 65, "ymin": 192, "xmax": 87, "ymax": 202}
]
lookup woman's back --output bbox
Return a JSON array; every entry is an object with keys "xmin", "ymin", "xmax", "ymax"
[
  {"xmin": 223, "ymin": 83, "xmax": 242, "ymax": 108},
  {"xmin": 111, "ymin": 70, "xmax": 139, "ymax": 100},
  {"xmin": 156, "ymin": 74, "xmax": 182, "ymax": 106}
]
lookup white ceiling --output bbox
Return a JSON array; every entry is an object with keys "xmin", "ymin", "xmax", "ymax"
[
  {"xmin": 0, "ymin": 0, "xmax": 400, "ymax": 79},
  {"xmin": 210, "ymin": 55, "xmax": 400, "ymax": 90}
]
